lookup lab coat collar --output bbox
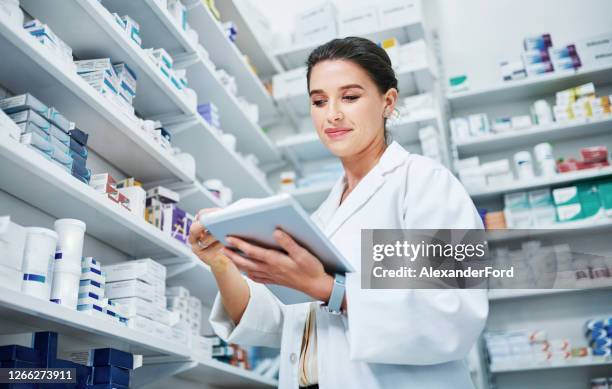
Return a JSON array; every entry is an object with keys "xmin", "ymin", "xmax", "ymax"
[{"xmin": 321, "ymin": 141, "xmax": 409, "ymax": 237}]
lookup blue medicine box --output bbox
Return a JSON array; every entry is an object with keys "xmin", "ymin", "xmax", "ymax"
[
  {"xmin": 93, "ymin": 365, "xmax": 130, "ymax": 386},
  {"xmin": 69, "ymin": 128, "xmax": 89, "ymax": 146},
  {"xmin": 72, "ymin": 162, "xmax": 91, "ymax": 181},
  {"xmin": 70, "ymin": 138, "xmax": 88, "ymax": 159},
  {"xmin": 0, "ymin": 345, "xmax": 40, "ymax": 363},
  {"xmin": 93, "ymin": 348, "xmax": 134, "ymax": 370},
  {"xmin": 33, "ymin": 331, "xmax": 58, "ymax": 365}
]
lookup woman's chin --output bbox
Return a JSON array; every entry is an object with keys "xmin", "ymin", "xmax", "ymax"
[{"xmin": 325, "ymin": 139, "xmax": 358, "ymax": 158}]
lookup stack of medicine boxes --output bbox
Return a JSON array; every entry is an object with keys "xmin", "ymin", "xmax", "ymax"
[
  {"xmin": 145, "ymin": 48, "xmax": 183, "ymax": 94},
  {"xmin": 78, "ymin": 256, "xmax": 122, "ymax": 324},
  {"xmin": 146, "ymin": 186, "xmax": 193, "ymax": 244},
  {"xmin": 113, "ymin": 13, "xmax": 142, "ymax": 47},
  {"xmin": 91, "ymin": 348, "xmax": 135, "ymax": 388},
  {"xmin": 0, "ymin": 94, "xmax": 92, "ymax": 183},
  {"xmin": 104, "ymin": 259, "xmax": 176, "ymax": 336},
  {"xmin": 90, "ymin": 173, "xmax": 131, "ymax": 211},
  {"xmin": 76, "ymin": 59, "xmax": 136, "ymax": 119},
  {"xmin": 553, "ymin": 182, "xmax": 606, "ymax": 222},
  {"xmin": 36, "ymin": 331, "xmax": 91, "ymax": 387},
  {"xmin": 197, "ymin": 102, "xmax": 221, "ymax": 128},
  {"xmin": 166, "ymin": 286, "xmax": 202, "ymax": 336}
]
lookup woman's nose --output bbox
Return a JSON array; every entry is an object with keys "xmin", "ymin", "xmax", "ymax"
[{"xmin": 326, "ymin": 102, "xmax": 344, "ymax": 123}]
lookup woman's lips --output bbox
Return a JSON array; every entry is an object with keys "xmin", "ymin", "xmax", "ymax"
[{"xmin": 324, "ymin": 127, "xmax": 352, "ymax": 139}]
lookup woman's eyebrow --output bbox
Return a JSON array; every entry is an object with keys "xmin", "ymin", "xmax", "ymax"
[{"xmin": 309, "ymin": 84, "xmax": 364, "ymax": 96}]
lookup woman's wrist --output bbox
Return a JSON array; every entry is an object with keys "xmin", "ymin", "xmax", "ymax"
[{"xmin": 304, "ymin": 273, "xmax": 335, "ymax": 302}]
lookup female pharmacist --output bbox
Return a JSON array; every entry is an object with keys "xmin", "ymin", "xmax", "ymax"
[{"xmin": 189, "ymin": 37, "xmax": 488, "ymax": 389}]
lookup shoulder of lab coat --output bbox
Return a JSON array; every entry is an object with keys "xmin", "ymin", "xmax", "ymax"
[
  {"xmin": 343, "ymin": 150, "xmax": 489, "ymax": 365},
  {"xmin": 209, "ymin": 277, "xmax": 284, "ymax": 348}
]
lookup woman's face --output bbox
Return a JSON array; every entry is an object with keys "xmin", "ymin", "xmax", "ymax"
[{"xmin": 309, "ymin": 59, "xmax": 397, "ymax": 158}]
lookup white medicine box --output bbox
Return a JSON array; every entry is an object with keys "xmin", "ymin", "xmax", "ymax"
[
  {"xmin": 338, "ymin": 7, "xmax": 379, "ymax": 36},
  {"xmin": 576, "ymin": 32, "xmax": 612, "ymax": 67},
  {"xmin": 272, "ymin": 67, "xmax": 308, "ymax": 99},
  {"xmin": 0, "ymin": 216, "xmax": 26, "ymax": 271},
  {"xmin": 294, "ymin": 2, "xmax": 337, "ymax": 45},
  {"xmin": 377, "ymin": 0, "xmax": 422, "ymax": 28}
]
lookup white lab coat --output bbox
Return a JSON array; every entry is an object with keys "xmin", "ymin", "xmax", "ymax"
[{"xmin": 210, "ymin": 142, "xmax": 488, "ymax": 389}]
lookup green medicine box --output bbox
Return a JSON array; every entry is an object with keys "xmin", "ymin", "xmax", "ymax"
[
  {"xmin": 578, "ymin": 182, "xmax": 602, "ymax": 218},
  {"xmin": 599, "ymin": 181, "xmax": 612, "ymax": 212}
]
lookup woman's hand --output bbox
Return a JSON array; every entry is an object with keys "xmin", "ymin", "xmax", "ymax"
[
  {"xmin": 222, "ymin": 229, "xmax": 335, "ymax": 302},
  {"xmin": 189, "ymin": 208, "xmax": 230, "ymax": 271}
]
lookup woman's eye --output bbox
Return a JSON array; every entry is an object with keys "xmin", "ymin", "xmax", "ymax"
[
  {"xmin": 343, "ymin": 95, "xmax": 359, "ymax": 102},
  {"xmin": 312, "ymin": 99, "xmax": 326, "ymax": 107}
]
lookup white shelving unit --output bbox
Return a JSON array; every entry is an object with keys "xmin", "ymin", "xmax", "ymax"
[
  {"xmin": 274, "ymin": 20, "xmax": 425, "ymax": 70},
  {"xmin": 20, "ymin": 0, "xmax": 195, "ymax": 118},
  {"xmin": 490, "ymin": 358, "xmax": 612, "ymax": 374},
  {"xmin": 456, "ymin": 116, "xmax": 612, "ymax": 157},
  {"xmin": 182, "ymin": 0, "xmax": 279, "ymax": 125},
  {"xmin": 0, "ymin": 2, "xmax": 282, "ymax": 387},
  {"xmin": 488, "ymin": 282, "xmax": 612, "ymax": 301},
  {"xmin": 468, "ymin": 166, "xmax": 612, "ymax": 200},
  {"xmin": 0, "ymin": 286, "xmax": 191, "ymax": 357},
  {"xmin": 0, "ymin": 13, "xmax": 192, "ymax": 184},
  {"xmin": 447, "ymin": 63, "xmax": 612, "ymax": 110},
  {"xmin": 72, "ymin": 0, "xmax": 281, "ymax": 167},
  {"xmin": 486, "ymin": 216, "xmax": 612, "ymax": 242},
  {"xmin": 0, "ymin": 138, "xmax": 194, "ymax": 259}
]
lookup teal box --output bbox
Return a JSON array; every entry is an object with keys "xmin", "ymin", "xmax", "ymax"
[
  {"xmin": 578, "ymin": 183, "xmax": 602, "ymax": 218},
  {"xmin": 528, "ymin": 188, "xmax": 553, "ymax": 207},
  {"xmin": 504, "ymin": 191, "xmax": 529, "ymax": 209},
  {"xmin": 599, "ymin": 181, "xmax": 612, "ymax": 212}
]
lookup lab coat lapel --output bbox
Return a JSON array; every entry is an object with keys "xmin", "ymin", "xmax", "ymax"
[{"xmin": 323, "ymin": 142, "xmax": 406, "ymax": 238}]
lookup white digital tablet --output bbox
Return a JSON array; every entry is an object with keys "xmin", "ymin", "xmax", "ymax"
[{"xmin": 199, "ymin": 193, "xmax": 354, "ymax": 304}]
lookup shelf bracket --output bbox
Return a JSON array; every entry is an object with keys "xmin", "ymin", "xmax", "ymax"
[{"xmin": 133, "ymin": 356, "xmax": 197, "ymax": 387}]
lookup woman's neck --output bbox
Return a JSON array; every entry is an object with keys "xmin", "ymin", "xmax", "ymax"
[{"xmin": 340, "ymin": 136, "xmax": 387, "ymax": 194}]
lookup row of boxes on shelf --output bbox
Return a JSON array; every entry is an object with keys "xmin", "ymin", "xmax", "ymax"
[
  {"xmin": 456, "ymin": 145, "xmax": 609, "ymax": 192},
  {"xmin": 0, "ymin": 216, "xmax": 133, "ymax": 325},
  {"xmin": 488, "ymin": 242, "xmax": 612, "ymax": 289},
  {"xmin": 485, "ymin": 319, "xmax": 612, "ymax": 371},
  {"xmin": 499, "ymin": 31, "xmax": 612, "ymax": 82},
  {"xmin": 482, "ymin": 178, "xmax": 612, "ymax": 228},
  {"xmin": 0, "ymin": 93, "xmax": 91, "ymax": 183},
  {"xmin": 291, "ymin": 0, "xmax": 420, "ymax": 45},
  {"xmin": 450, "ymin": 83, "xmax": 611, "ymax": 143},
  {"xmin": 279, "ymin": 162, "xmax": 344, "ymax": 192},
  {"xmin": 0, "ymin": 332, "xmax": 139, "ymax": 388}
]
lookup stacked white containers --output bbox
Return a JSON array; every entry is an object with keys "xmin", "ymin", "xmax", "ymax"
[
  {"xmin": 50, "ymin": 219, "xmax": 86, "ymax": 309},
  {"xmin": 21, "ymin": 227, "xmax": 58, "ymax": 299}
]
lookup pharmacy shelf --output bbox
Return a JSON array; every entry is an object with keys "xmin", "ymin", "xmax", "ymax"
[
  {"xmin": 486, "ymin": 216, "xmax": 612, "ymax": 242},
  {"xmin": 488, "ymin": 283, "xmax": 612, "ymax": 301},
  {"xmin": 165, "ymin": 180, "xmax": 222, "ymax": 215},
  {"xmin": 447, "ymin": 64, "xmax": 612, "ymax": 111},
  {"xmin": 181, "ymin": 56, "xmax": 281, "ymax": 165},
  {"xmin": 489, "ymin": 357, "xmax": 612, "ymax": 373},
  {"xmin": 216, "ymin": 0, "xmax": 284, "ymax": 79},
  {"xmin": 288, "ymin": 183, "xmax": 335, "ymax": 212},
  {"xmin": 0, "ymin": 286, "xmax": 190, "ymax": 357},
  {"xmin": 98, "ymin": 0, "xmax": 281, "ymax": 165},
  {"xmin": 176, "ymin": 356, "xmax": 278, "ymax": 388},
  {"xmin": 165, "ymin": 260, "xmax": 219, "ymax": 308},
  {"xmin": 0, "ymin": 138, "xmax": 195, "ymax": 260},
  {"xmin": 456, "ymin": 116, "xmax": 612, "ymax": 157},
  {"xmin": 0, "ymin": 14, "xmax": 192, "ymax": 184},
  {"xmin": 276, "ymin": 112, "xmax": 438, "ymax": 163},
  {"xmin": 277, "ymin": 65, "xmax": 437, "ymax": 117},
  {"xmin": 102, "ymin": 0, "xmax": 195, "ymax": 55},
  {"xmin": 469, "ymin": 166, "xmax": 612, "ymax": 201},
  {"xmin": 20, "ymin": 0, "xmax": 195, "ymax": 118},
  {"xmin": 183, "ymin": 0, "xmax": 279, "ymax": 125},
  {"xmin": 170, "ymin": 116, "xmax": 274, "ymax": 198},
  {"xmin": 273, "ymin": 20, "xmax": 425, "ymax": 70}
]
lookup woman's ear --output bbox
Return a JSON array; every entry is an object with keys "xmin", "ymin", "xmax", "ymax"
[{"xmin": 383, "ymin": 88, "xmax": 399, "ymax": 117}]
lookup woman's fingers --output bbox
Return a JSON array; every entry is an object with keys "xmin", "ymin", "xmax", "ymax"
[
  {"xmin": 222, "ymin": 247, "xmax": 265, "ymax": 273},
  {"xmin": 226, "ymin": 236, "xmax": 278, "ymax": 264},
  {"xmin": 273, "ymin": 229, "xmax": 309, "ymax": 261}
]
